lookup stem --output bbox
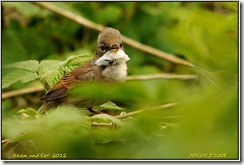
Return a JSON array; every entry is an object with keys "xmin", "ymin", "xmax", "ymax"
[
  {"xmin": 2, "ymin": 74, "xmax": 197, "ymax": 99},
  {"xmin": 115, "ymin": 102, "xmax": 178, "ymax": 119},
  {"xmin": 127, "ymin": 74, "xmax": 198, "ymax": 81},
  {"xmin": 2, "ymin": 85, "xmax": 44, "ymax": 100}
]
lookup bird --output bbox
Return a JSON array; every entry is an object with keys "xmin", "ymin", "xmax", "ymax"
[{"xmin": 38, "ymin": 27, "xmax": 130, "ymax": 114}]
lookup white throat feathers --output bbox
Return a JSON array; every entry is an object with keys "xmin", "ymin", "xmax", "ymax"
[{"xmin": 95, "ymin": 49, "xmax": 130, "ymax": 82}]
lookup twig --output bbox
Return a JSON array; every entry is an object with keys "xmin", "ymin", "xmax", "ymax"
[
  {"xmin": 2, "ymin": 139, "xmax": 9, "ymax": 144},
  {"xmin": 2, "ymin": 85, "xmax": 44, "ymax": 100},
  {"xmin": 126, "ymin": 73, "xmax": 198, "ymax": 81},
  {"xmin": 2, "ymin": 74, "xmax": 197, "ymax": 99},
  {"xmin": 115, "ymin": 102, "xmax": 178, "ymax": 119},
  {"xmin": 29, "ymin": 139, "xmax": 39, "ymax": 153},
  {"xmin": 32, "ymin": 2, "xmax": 196, "ymax": 68},
  {"xmin": 91, "ymin": 122, "xmax": 113, "ymax": 127}
]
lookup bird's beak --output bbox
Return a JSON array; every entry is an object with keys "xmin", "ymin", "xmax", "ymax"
[{"xmin": 109, "ymin": 44, "xmax": 119, "ymax": 51}]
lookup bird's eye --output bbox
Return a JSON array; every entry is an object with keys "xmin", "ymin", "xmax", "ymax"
[
  {"xmin": 101, "ymin": 45, "xmax": 108, "ymax": 52},
  {"xmin": 120, "ymin": 43, "xmax": 123, "ymax": 48}
]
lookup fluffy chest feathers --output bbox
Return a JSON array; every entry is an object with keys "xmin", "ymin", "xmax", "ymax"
[
  {"xmin": 95, "ymin": 49, "xmax": 130, "ymax": 82},
  {"xmin": 102, "ymin": 63, "xmax": 128, "ymax": 82}
]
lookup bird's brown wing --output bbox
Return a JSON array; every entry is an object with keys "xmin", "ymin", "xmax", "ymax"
[{"xmin": 41, "ymin": 64, "xmax": 95, "ymax": 101}]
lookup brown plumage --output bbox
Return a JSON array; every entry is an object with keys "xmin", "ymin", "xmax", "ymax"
[{"xmin": 38, "ymin": 27, "xmax": 130, "ymax": 114}]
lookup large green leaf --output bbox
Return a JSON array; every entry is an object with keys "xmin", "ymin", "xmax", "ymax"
[
  {"xmin": 6, "ymin": 60, "xmax": 40, "ymax": 72},
  {"xmin": 2, "ymin": 70, "xmax": 39, "ymax": 89},
  {"xmin": 38, "ymin": 55, "xmax": 93, "ymax": 90}
]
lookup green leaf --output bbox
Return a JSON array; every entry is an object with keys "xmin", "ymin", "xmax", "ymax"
[
  {"xmin": 2, "ymin": 60, "xmax": 40, "ymax": 88},
  {"xmin": 6, "ymin": 60, "xmax": 40, "ymax": 72},
  {"xmin": 60, "ymin": 54, "xmax": 93, "ymax": 67},
  {"xmin": 38, "ymin": 60, "xmax": 62, "ymax": 75},
  {"xmin": 40, "ymin": 69, "xmax": 66, "ymax": 90},
  {"xmin": 38, "ymin": 55, "xmax": 92, "ymax": 90},
  {"xmin": 38, "ymin": 60, "xmax": 63, "ymax": 90},
  {"xmin": 93, "ymin": 101, "xmax": 124, "ymax": 111},
  {"xmin": 90, "ymin": 114, "xmax": 123, "ymax": 126},
  {"xmin": 17, "ymin": 108, "xmax": 41, "ymax": 119},
  {"xmin": 2, "ymin": 70, "xmax": 39, "ymax": 89}
]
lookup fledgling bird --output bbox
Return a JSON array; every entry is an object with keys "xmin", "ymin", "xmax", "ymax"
[{"xmin": 38, "ymin": 27, "xmax": 130, "ymax": 114}]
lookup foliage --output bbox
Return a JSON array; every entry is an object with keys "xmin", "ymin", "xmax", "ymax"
[
  {"xmin": 2, "ymin": 55, "xmax": 93, "ymax": 90},
  {"xmin": 1, "ymin": 2, "xmax": 239, "ymax": 160}
]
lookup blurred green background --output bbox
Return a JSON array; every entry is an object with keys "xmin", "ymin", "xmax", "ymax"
[{"xmin": 1, "ymin": 2, "xmax": 239, "ymax": 159}]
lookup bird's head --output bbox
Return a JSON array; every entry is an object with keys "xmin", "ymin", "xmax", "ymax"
[{"xmin": 95, "ymin": 27, "xmax": 130, "ymax": 68}]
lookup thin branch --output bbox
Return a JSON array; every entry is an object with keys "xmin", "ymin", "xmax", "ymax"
[
  {"xmin": 115, "ymin": 102, "xmax": 178, "ymax": 119},
  {"xmin": 2, "ymin": 85, "xmax": 44, "ymax": 100},
  {"xmin": 91, "ymin": 122, "xmax": 113, "ymax": 127},
  {"xmin": 1, "ymin": 74, "xmax": 197, "ymax": 99},
  {"xmin": 126, "ymin": 73, "xmax": 198, "ymax": 81},
  {"xmin": 29, "ymin": 139, "xmax": 39, "ymax": 153},
  {"xmin": 2, "ymin": 139, "xmax": 9, "ymax": 144},
  {"xmin": 32, "ymin": 2, "xmax": 196, "ymax": 68}
]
